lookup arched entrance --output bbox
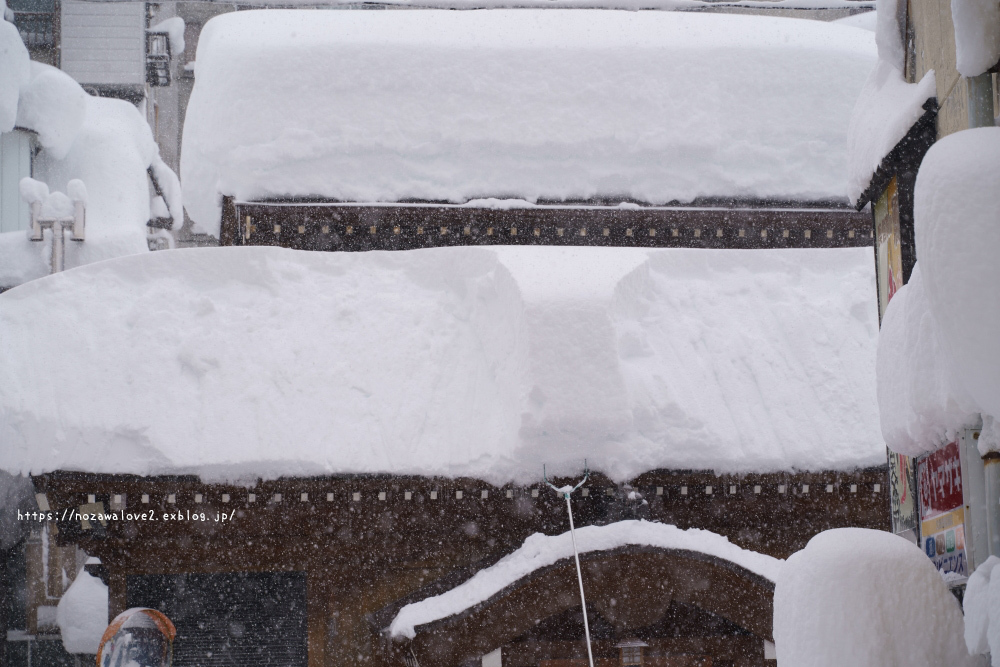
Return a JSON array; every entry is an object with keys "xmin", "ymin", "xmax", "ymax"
[{"xmin": 381, "ymin": 546, "xmax": 775, "ymax": 667}]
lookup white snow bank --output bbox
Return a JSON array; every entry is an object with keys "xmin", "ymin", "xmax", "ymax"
[
  {"xmin": 951, "ymin": 0, "xmax": 1000, "ymax": 77},
  {"xmin": 57, "ymin": 569, "xmax": 108, "ymax": 654},
  {"xmin": 182, "ymin": 10, "xmax": 876, "ymax": 236},
  {"xmin": 878, "ymin": 128, "xmax": 1000, "ymax": 455},
  {"xmin": 0, "ymin": 17, "xmax": 29, "ymax": 132},
  {"xmin": 0, "ymin": 245, "xmax": 884, "ymax": 482},
  {"xmin": 15, "ymin": 62, "xmax": 87, "ymax": 160},
  {"xmin": 774, "ymin": 528, "xmax": 978, "ymax": 667},
  {"xmin": 389, "ymin": 519, "xmax": 782, "ymax": 638},
  {"xmin": 846, "ymin": 60, "xmax": 936, "ymax": 204},
  {"xmin": 150, "ymin": 16, "xmax": 184, "ymax": 56}
]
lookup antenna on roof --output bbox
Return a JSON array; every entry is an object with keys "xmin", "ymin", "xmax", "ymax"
[{"xmin": 544, "ymin": 461, "xmax": 593, "ymax": 667}]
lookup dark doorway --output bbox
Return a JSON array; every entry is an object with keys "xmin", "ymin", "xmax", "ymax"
[{"xmin": 126, "ymin": 572, "xmax": 308, "ymax": 667}]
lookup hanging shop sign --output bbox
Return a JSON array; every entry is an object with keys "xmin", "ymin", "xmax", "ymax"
[
  {"xmin": 874, "ymin": 176, "xmax": 903, "ymax": 322},
  {"xmin": 877, "ymin": 177, "xmax": 920, "ymax": 541},
  {"xmin": 918, "ymin": 441, "xmax": 967, "ymax": 577}
]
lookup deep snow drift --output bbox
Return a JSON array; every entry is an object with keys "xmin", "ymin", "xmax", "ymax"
[
  {"xmin": 181, "ymin": 10, "xmax": 876, "ymax": 236},
  {"xmin": 876, "ymin": 128, "xmax": 1000, "ymax": 456},
  {"xmin": 389, "ymin": 519, "xmax": 782, "ymax": 638},
  {"xmin": 773, "ymin": 528, "xmax": 978, "ymax": 667},
  {"xmin": 0, "ymin": 245, "xmax": 883, "ymax": 482}
]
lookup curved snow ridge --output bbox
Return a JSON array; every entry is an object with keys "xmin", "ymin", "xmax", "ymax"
[
  {"xmin": 388, "ymin": 519, "xmax": 784, "ymax": 639},
  {"xmin": 0, "ymin": 244, "xmax": 884, "ymax": 482}
]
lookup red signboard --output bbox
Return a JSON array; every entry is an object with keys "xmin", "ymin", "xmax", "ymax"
[{"xmin": 918, "ymin": 441, "xmax": 963, "ymax": 519}]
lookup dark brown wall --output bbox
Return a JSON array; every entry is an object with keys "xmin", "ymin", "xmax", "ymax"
[
  {"xmin": 222, "ymin": 200, "xmax": 873, "ymax": 253},
  {"xmin": 35, "ymin": 468, "xmax": 887, "ymax": 667}
]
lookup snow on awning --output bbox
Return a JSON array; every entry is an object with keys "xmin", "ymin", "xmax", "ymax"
[
  {"xmin": 388, "ymin": 520, "xmax": 784, "ymax": 639},
  {"xmin": 846, "ymin": 61, "xmax": 936, "ymax": 206},
  {"xmin": 0, "ymin": 245, "xmax": 883, "ymax": 482},
  {"xmin": 181, "ymin": 10, "xmax": 877, "ymax": 237}
]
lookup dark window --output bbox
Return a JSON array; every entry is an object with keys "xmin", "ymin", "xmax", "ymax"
[{"xmin": 127, "ymin": 572, "xmax": 308, "ymax": 667}]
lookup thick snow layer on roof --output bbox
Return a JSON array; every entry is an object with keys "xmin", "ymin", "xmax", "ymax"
[
  {"xmin": 57, "ymin": 570, "xmax": 108, "ymax": 655},
  {"xmin": 773, "ymin": 528, "xmax": 976, "ymax": 667},
  {"xmin": 877, "ymin": 128, "xmax": 1000, "ymax": 455},
  {"xmin": 846, "ymin": 61, "xmax": 935, "ymax": 204},
  {"xmin": 388, "ymin": 519, "xmax": 783, "ymax": 638},
  {"xmin": 181, "ymin": 10, "xmax": 877, "ymax": 236},
  {"xmin": 0, "ymin": 245, "xmax": 883, "ymax": 481}
]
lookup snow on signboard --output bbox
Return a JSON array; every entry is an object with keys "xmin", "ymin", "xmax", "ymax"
[
  {"xmin": 876, "ymin": 128, "xmax": 1000, "ymax": 457},
  {"xmin": 0, "ymin": 245, "xmax": 883, "ymax": 483},
  {"xmin": 181, "ymin": 10, "xmax": 877, "ymax": 236},
  {"xmin": 774, "ymin": 528, "xmax": 976, "ymax": 667}
]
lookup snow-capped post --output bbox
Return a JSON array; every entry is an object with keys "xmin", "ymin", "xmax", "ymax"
[
  {"xmin": 20, "ymin": 177, "xmax": 87, "ymax": 274},
  {"xmin": 544, "ymin": 463, "xmax": 594, "ymax": 667}
]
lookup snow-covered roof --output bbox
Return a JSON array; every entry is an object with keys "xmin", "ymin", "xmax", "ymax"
[
  {"xmin": 389, "ymin": 520, "xmax": 784, "ymax": 638},
  {"xmin": 0, "ymin": 245, "xmax": 884, "ymax": 482},
  {"xmin": 845, "ymin": 0, "xmax": 936, "ymax": 204},
  {"xmin": 181, "ymin": 10, "xmax": 877, "ymax": 237},
  {"xmin": 0, "ymin": 24, "xmax": 182, "ymax": 289}
]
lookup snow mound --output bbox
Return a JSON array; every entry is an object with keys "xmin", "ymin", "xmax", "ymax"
[
  {"xmin": 15, "ymin": 62, "xmax": 88, "ymax": 160},
  {"xmin": 773, "ymin": 528, "xmax": 978, "ymax": 667},
  {"xmin": 57, "ymin": 569, "xmax": 109, "ymax": 655},
  {"xmin": 963, "ymin": 556, "xmax": 1000, "ymax": 656},
  {"xmin": 0, "ymin": 245, "xmax": 884, "ymax": 482},
  {"xmin": 389, "ymin": 519, "xmax": 782, "ymax": 638},
  {"xmin": 846, "ymin": 61, "xmax": 936, "ymax": 204},
  {"xmin": 876, "ymin": 266, "xmax": 978, "ymax": 456},
  {"xmin": 182, "ymin": 10, "xmax": 876, "ymax": 236}
]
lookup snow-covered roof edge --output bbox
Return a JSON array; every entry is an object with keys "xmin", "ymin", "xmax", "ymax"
[
  {"xmin": 182, "ymin": 10, "xmax": 876, "ymax": 236},
  {"xmin": 846, "ymin": 0, "xmax": 936, "ymax": 204},
  {"xmin": 388, "ymin": 520, "xmax": 783, "ymax": 639}
]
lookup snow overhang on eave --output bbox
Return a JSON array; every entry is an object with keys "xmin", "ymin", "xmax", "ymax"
[{"xmin": 855, "ymin": 98, "xmax": 938, "ymax": 211}]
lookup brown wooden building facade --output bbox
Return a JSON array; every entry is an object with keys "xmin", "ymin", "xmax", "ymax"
[
  {"xmin": 32, "ymin": 466, "xmax": 889, "ymax": 667},
  {"xmin": 219, "ymin": 199, "xmax": 873, "ymax": 253}
]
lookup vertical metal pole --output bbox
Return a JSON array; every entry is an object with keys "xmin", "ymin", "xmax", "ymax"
[
  {"xmin": 983, "ymin": 452, "xmax": 1000, "ymax": 557},
  {"xmin": 564, "ymin": 492, "xmax": 594, "ymax": 667},
  {"xmin": 50, "ymin": 220, "xmax": 65, "ymax": 274},
  {"xmin": 968, "ymin": 72, "xmax": 996, "ymax": 129}
]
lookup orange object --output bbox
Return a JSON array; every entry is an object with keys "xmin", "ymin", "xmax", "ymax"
[{"xmin": 96, "ymin": 608, "xmax": 176, "ymax": 667}]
